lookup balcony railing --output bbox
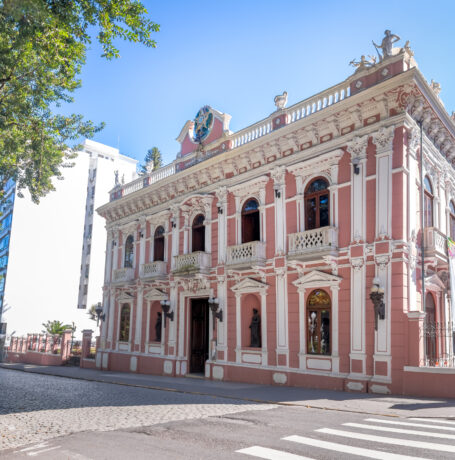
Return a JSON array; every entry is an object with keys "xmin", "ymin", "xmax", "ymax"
[
  {"xmin": 112, "ymin": 267, "xmax": 135, "ymax": 283},
  {"xmin": 140, "ymin": 261, "xmax": 167, "ymax": 279},
  {"xmin": 424, "ymin": 227, "xmax": 447, "ymax": 259},
  {"xmin": 288, "ymin": 227, "xmax": 338, "ymax": 259},
  {"xmin": 226, "ymin": 241, "xmax": 266, "ymax": 268},
  {"xmin": 421, "ymin": 322, "xmax": 454, "ymax": 367},
  {"xmin": 173, "ymin": 251, "xmax": 211, "ymax": 274}
]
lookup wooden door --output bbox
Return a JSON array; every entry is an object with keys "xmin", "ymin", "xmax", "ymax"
[{"xmin": 190, "ymin": 298, "xmax": 209, "ymax": 373}]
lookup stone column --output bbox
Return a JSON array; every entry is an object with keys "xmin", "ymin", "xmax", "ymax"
[
  {"xmin": 235, "ymin": 292, "xmax": 241, "ymax": 363},
  {"xmin": 275, "ymin": 267, "xmax": 288, "ymax": 366},
  {"xmin": 347, "ymin": 135, "xmax": 368, "ymax": 377},
  {"xmin": 170, "ymin": 206, "xmax": 179, "ymax": 270},
  {"xmin": 260, "ymin": 291, "xmax": 268, "ymax": 366},
  {"xmin": 216, "ymin": 275, "xmax": 227, "ymax": 360},
  {"xmin": 297, "ymin": 287, "xmax": 306, "ymax": 369},
  {"xmin": 61, "ymin": 330, "xmax": 72, "ymax": 361},
  {"xmin": 81, "ymin": 329, "xmax": 93, "ymax": 359},
  {"xmin": 216, "ymin": 187, "xmax": 228, "ymax": 264},
  {"xmin": 139, "ymin": 217, "xmax": 146, "ymax": 271},
  {"xmin": 107, "ymin": 288, "xmax": 116, "ymax": 349},
  {"xmin": 134, "ymin": 286, "xmax": 143, "ymax": 351},
  {"xmin": 168, "ymin": 282, "xmax": 178, "ymax": 355},
  {"xmin": 407, "ymin": 311, "xmax": 426, "ymax": 366},
  {"xmin": 271, "ymin": 166, "xmax": 286, "ymax": 255}
]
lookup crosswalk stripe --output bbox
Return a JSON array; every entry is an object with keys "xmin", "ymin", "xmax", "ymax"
[
  {"xmin": 365, "ymin": 418, "xmax": 455, "ymax": 432},
  {"xmin": 27, "ymin": 446, "xmax": 60, "ymax": 457},
  {"xmin": 236, "ymin": 446, "xmax": 313, "ymax": 459},
  {"xmin": 411, "ymin": 418, "xmax": 455, "ymax": 426},
  {"xmin": 283, "ymin": 435, "xmax": 429, "ymax": 460},
  {"xmin": 317, "ymin": 428, "xmax": 455, "ymax": 453},
  {"xmin": 16, "ymin": 443, "xmax": 49, "ymax": 453},
  {"xmin": 343, "ymin": 422, "xmax": 455, "ymax": 440}
]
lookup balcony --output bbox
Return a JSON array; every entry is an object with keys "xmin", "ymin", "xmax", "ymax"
[
  {"xmin": 140, "ymin": 261, "xmax": 167, "ymax": 279},
  {"xmin": 112, "ymin": 267, "xmax": 135, "ymax": 284},
  {"xmin": 288, "ymin": 226, "xmax": 338, "ymax": 260},
  {"xmin": 424, "ymin": 227, "xmax": 447, "ymax": 261},
  {"xmin": 226, "ymin": 241, "xmax": 266, "ymax": 269},
  {"xmin": 173, "ymin": 251, "xmax": 211, "ymax": 274}
]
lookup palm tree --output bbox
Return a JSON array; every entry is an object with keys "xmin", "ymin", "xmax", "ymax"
[{"xmin": 41, "ymin": 320, "xmax": 71, "ymax": 335}]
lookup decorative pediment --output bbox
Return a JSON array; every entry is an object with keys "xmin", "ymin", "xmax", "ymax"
[
  {"xmin": 229, "ymin": 176, "xmax": 269, "ymax": 201},
  {"xmin": 116, "ymin": 291, "xmax": 135, "ymax": 302},
  {"xmin": 144, "ymin": 288, "xmax": 168, "ymax": 301},
  {"xmin": 231, "ymin": 277, "xmax": 268, "ymax": 294},
  {"xmin": 293, "ymin": 270, "xmax": 342, "ymax": 291},
  {"xmin": 287, "ymin": 149, "xmax": 343, "ymax": 190},
  {"xmin": 425, "ymin": 273, "xmax": 446, "ymax": 292}
]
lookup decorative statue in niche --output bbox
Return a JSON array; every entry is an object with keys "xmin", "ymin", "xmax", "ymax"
[
  {"xmin": 155, "ymin": 312, "xmax": 162, "ymax": 342},
  {"xmin": 308, "ymin": 311, "xmax": 317, "ymax": 353},
  {"xmin": 249, "ymin": 308, "xmax": 261, "ymax": 348},
  {"xmin": 320, "ymin": 317, "xmax": 330, "ymax": 355}
]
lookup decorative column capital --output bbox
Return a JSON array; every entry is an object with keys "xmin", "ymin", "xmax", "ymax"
[
  {"xmin": 347, "ymin": 134, "xmax": 369, "ymax": 159},
  {"xmin": 372, "ymin": 125, "xmax": 395, "ymax": 153}
]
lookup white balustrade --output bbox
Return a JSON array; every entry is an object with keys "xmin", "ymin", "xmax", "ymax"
[
  {"xmin": 288, "ymin": 227, "xmax": 338, "ymax": 256},
  {"xmin": 112, "ymin": 267, "xmax": 135, "ymax": 283},
  {"xmin": 173, "ymin": 251, "xmax": 211, "ymax": 273},
  {"xmin": 110, "ymin": 80, "xmax": 351, "ymax": 202},
  {"xmin": 226, "ymin": 241, "xmax": 266, "ymax": 267},
  {"xmin": 424, "ymin": 227, "xmax": 447, "ymax": 257},
  {"xmin": 140, "ymin": 261, "xmax": 167, "ymax": 278}
]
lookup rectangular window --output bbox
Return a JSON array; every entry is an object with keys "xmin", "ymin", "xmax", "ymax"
[
  {"xmin": 91, "ymin": 186, "xmax": 95, "ymax": 198},
  {"xmin": 83, "ymin": 285, "xmax": 88, "ymax": 295},
  {"xmin": 86, "ymin": 244, "xmax": 91, "ymax": 254},
  {"xmin": 85, "ymin": 265, "xmax": 89, "ymax": 278}
]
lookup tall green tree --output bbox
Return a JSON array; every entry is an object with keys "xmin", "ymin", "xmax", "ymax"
[
  {"xmin": 0, "ymin": 0, "xmax": 159, "ymax": 203},
  {"xmin": 41, "ymin": 320, "xmax": 71, "ymax": 335},
  {"xmin": 140, "ymin": 146, "xmax": 162, "ymax": 174}
]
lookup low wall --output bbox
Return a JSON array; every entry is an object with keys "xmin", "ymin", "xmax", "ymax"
[
  {"xmin": 403, "ymin": 366, "xmax": 455, "ymax": 398},
  {"xmin": 80, "ymin": 357, "xmax": 97, "ymax": 369},
  {"xmin": 7, "ymin": 351, "xmax": 65, "ymax": 366}
]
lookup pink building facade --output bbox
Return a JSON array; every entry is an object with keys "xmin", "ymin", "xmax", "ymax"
[{"xmin": 97, "ymin": 36, "xmax": 455, "ymax": 398}]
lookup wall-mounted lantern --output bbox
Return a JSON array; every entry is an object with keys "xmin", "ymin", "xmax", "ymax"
[
  {"xmin": 208, "ymin": 297, "xmax": 223, "ymax": 324},
  {"xmin": 273, "ymin": 185, "xmax": 281, "ymax": 198},
  {"xmin": 370, "ymin": 277, "xmax": 385, "ymax": 331},
  {"xmin": 160, "ymin": 299, "xmax": 174, "ymax": 327},
  {"xmin": 217, "ymin": 203, "xmax": 223, "ymax": 215},
  {"xmin": 352, "ymin": 157, "xmax": 360, "ymax": 175},
  {"xmin": 95, "ymin": 301, "xmax": 106, "ymax": 327},
  {"xmin": 170, "ymin": 218, "xmax": 177, "ymax": 228}
]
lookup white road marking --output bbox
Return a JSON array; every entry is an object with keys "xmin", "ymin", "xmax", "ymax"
[
  {"xmin": 411, "ymin": 418, "xmax": 455, "ymax": 426},
  {"xmin": 365, "ymin": 418, "xmax": 455, "ymax": 431},
  {"xmin": 236, "ymin": 446, "xmax": 313, "ymax": 459},
  {"xmin": 15, "ymin": 443, "xmax": 49, "ymax": 453},
  {"xmin": 58, "ymin": 450, "xmax": 93, "ymax": 459},
  {"xmin": 27, "ymin": 446, "xmax": 60, "ymax": 457},
  {"xmin": 343, "ymin": 422, "xmax": 455, "ymax": 440},
  {"xmin": 317, "ymin": 428, "xmax": 455, "ymax": 453},
  {"xmin": 283, "ymin": 435, "xmax": 429, "ymax": 460}
]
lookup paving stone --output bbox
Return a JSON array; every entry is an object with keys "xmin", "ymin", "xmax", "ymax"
[{"xmin": 0, "ymin": 369, "xmax": 274, "ymax": 451}]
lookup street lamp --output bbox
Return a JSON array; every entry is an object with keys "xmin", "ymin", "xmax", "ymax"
[
  {"xmin": 160, "ymin": 299, "xmax": 174, "ymax": 327},
  {"xmin": 208, "ymin": 297, "xmax": 223, "ymax": 323},
  {"xmin": 95, "ymin": 302, "xmax": 105, "ymax": 327},
  {"xmin": 370, "ymin": 277, "xmax": 385, "ymax": 331}
]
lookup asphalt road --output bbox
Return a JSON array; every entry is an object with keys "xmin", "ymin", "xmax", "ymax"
[{"xmin": 1, "ymin": 368, "xmax": 455, "ymax": 459}]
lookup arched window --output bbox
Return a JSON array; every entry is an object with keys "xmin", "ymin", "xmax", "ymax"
[
  {"xmin": 242, "ymin": 198, "xmax": 260, "ymax": 243},
  {"xmin": 307, "ymin": 289, "xmax": 331, "ymax": 355},
  {"xmin": 425, "ymin": 293, "xmax": 436, "ymax": 365},
  {"xmin": 192, "ymin": 214, "xmax": 205, "ymax": 252},
  {"xmin": 124, "ymin": 235, "xmax": 134, "ymax": 268},
  {"xmin": 450, "ymin": 201, "xmax": 455, "ymax": 240},
  {"xmin": 119, "ymin": 304, "xmax": 130, "ymax": 342},
  {"xmin": 424, "ymin": 176, "xmax": 433, "ymax": 228},
  {"xmin": 153, "ymin": 226, "xmax": 165, "ymax": 261},
  {"xmin": 305, "ymin": 178, "xmax": 329, "ymax": 230}
]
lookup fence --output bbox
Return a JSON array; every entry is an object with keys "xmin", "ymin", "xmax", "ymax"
[
  {"xmin": 421, "ymin": 322, "xmax": 455, "ymax": 367},
  {"xmin": 7, "ymin": 330, "xmax": 73, "ymax": 366}
]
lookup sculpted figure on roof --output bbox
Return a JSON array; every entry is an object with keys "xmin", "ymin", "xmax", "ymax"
[{"xmin": 373, "ymin": 30, "xmax": 401, "ymax": 61}]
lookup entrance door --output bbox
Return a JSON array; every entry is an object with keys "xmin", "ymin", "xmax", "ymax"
[{"xmin": 190, "ymin": 298, "xmax": 209, "ymax": 373}]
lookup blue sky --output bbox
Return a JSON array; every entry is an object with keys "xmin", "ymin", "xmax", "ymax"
[{"xmin": 65, "ymin": 0, "xmax": 455, "ymax": 168}]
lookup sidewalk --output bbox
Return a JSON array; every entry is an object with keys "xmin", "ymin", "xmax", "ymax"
[{"xmin": 1, "ymin": 362, "xmax": 454, "ymax": 419}]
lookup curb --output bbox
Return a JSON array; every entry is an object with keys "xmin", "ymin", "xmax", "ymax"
[{"xmin": 0, "ymin": 365, "xmax": 402, "ymax": 419}]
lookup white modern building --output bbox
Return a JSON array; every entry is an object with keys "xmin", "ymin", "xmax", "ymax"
[{"xmin": 3, "ymin": 140, "xmax": 137, "ymax": 335}]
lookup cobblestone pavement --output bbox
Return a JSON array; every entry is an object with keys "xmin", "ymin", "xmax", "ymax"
[{"xmin": 0, "ymin": 369, "xmax": 275, "ymax": 452}]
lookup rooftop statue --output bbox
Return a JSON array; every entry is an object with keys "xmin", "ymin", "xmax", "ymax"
[
  {"xmin": 274, "ymin": 91, "xmax": 288, "ymax": 110},
  {"xmin": 372, "ymin": 30, "xmax": 401, "ymax": 61},
  {"xmin": 430, "ymin": 79, "xmax": 442, "ymax": 97},
  {"xmin": 349, "ymin": 55, "xmax": 377, "ymax": 72}
]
